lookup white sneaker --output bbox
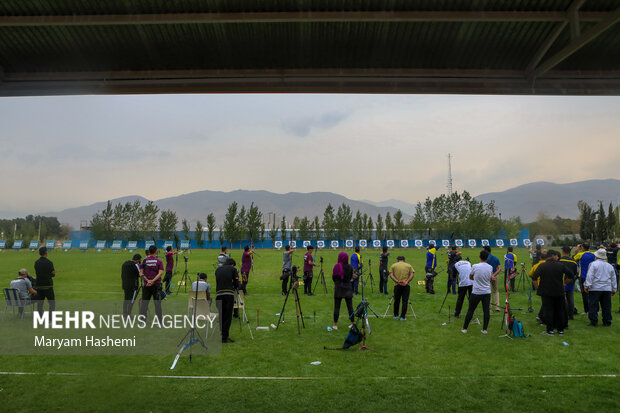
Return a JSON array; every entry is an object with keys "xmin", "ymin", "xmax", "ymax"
[
  {"xmin": 461, "ymin": 329, "xmax": 467, "ymax": 333},
  {"xmin": 332, "ymin": 325, "xmax": 338, "ymax": 330},
  {"xmin": 481, "ymin": 330, "xmax": 488, "ymax": 334}
]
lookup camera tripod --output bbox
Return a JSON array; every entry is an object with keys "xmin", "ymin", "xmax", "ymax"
[
  {"xmin": 363, "ymin": 259, "xmax": 375, "ymax": 293},
  {"xmin": 516, "ymin": 264, "xmax": 528, "ymax": 292},
  {"xmin": 313, "ymin": 257, "xmax": 327, "ymax": 295},
  {"xmin": 170, "ymin": 273, "xmax": 208, "ymax": 369},
  {"xmin": 234, "ymin": 289, "xmax": 254, "ymax": 339},
  {"xmin": 175, "ymin": 256, "xmax": 191, "ymax": 295},
  {"xmin": 276, "ymin": 270, "xmax": 305, "ymax": 335}
]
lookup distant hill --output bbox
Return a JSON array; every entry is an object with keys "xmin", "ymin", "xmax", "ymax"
[
  {"xmin": 475, "ymin": 179, "xmax": 620, "ymax": 222},
  {"xmin": 359, "ymin": 198, "xmax": 416, "ymax": 215},
  {"xmin": 45, "ymin": 190, "xmax": 405, "ymax": 229}
]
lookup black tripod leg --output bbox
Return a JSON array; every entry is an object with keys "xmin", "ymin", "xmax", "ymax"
[
  {"xmin": 295, "ymin": 289, "xmax": 305, "ymax": 329},
  {"xmin": 439, "ymin": 289, "xmax": 450, "ymax": 313},
  {"xmin": 276, "ymin": 285, "xmax": 292, "ymax": 328}
]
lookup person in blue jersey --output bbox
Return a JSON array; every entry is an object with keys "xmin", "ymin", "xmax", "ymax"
[
  {"xmin": 574, "ymin": 243, "xmax": 596, "ymax": 314},
  {"xmin": 483, "ymin": 246, "xmax": 501, "ymax": 312},
  {"xmin": 351, "ymin": 246, "xmax": 362, "ymax": 295},
  {"xmin": 503, "ymin": 247, "xmax": 517, "ymax": 293},
  {"xmin": 425, "ymin": 242, "xmax": 438, "ymax": 294}
]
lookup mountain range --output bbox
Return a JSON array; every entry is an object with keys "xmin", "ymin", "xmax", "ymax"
[
  {"xmin": 40, "ymin": 178, "xmax": 619, "ymax": 228},
  {"xmin": 474, "ymin": 179, "xmax": 620, "ymax": 222},
  {"xmin": 44, "ymin": 190, "xmax": 404, "ymax": 229}
]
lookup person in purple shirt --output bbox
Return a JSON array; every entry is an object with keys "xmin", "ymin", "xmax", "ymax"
[
  {"xmin": 163, "ymin": 246, "xmax": 178, "ymax": 294},
  {"xmin": 303, "ymin": 245, "xmax": 316, "ymax": 296},
  {"xmin": 240, "ymin": 245, "xmax": 254, "ymax": 295},
  {"xmin": 139, "ymin": 245, "xmax": 164, "ymax": 323}
]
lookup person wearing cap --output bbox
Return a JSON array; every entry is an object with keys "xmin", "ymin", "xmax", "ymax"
[
  {"xmin": 389, "ymin": 256, "xmax": 415, "ymax": 320},
  {"xmin": 559, "ymin": 247, "xmax": 578, "ymax": 321},
  {"xmin": 34, "ymin": 246, "xmax": 56, "ymax": 313},
  {"xmin": 584, "ymin": 248, "xmax": 618, "ymax": 327},
  {"xmin": 425, "ymin": 243, "xmax": 438, "ymax": 294},
  {"xmin": 121, "ymin": 253, "xmax": 142, "ymax": 317},
  {"xmin": 303, "ymin": 245, "xmax": 316, "ymax": 296},
  {"xmin": 532, "ymin": 250, "xmax": 575, "ymax": 335},
  {"xmin": 9, "ymin": 269, "xmax": 38, "ymax": 316}
]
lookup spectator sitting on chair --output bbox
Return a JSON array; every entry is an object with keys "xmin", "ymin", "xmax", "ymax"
[
  {"xmin": 9, "ymin": 269, "xmax": 37, "ymax": 316},
  {"xmin": 191, "ymin": 272, "xmax": 211, "ymax": 302}
]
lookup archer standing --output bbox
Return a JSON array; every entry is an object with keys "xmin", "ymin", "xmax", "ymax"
[
  {"xmin": 379, "ymin": 246, "xmax": 390, "ymax": 295},
  {"xmin": 303, "ymin": 245, "xmax": 316, "ymax": 296},
  {"xmin": 453, "ymin": 254, "xmax": 472, "ymax": 318},
  {"xmin": 34, "ymin": 246, "xmax": 55, "ymax": 313},
  {"xmin": 484, "ymin": 246, "xmax": 501, "ymax": 312},
  {"xmin": 240, "ymin": 245, "xmax": 253, "ymax": 295},
  {"xmin": 281, "ymin": 245, "xmax": 294, "ymax": 295},
  {"xmin": 218, "ymin": 246, "xmax": 229, "ymax": 267},
  {"xmin": 215, "ymin": 258, "xmax": 240, "ymax": 343},
  {"xmin": 139, "ymin": 245, "xmax": 164, "ymax": 323},
  {"xmin": 425, "ymin": 242, "xmax": 438, "ymax": 294},
  {"xmin": 351, "ymin": 246, "xmax": 362, "ymax": 295},
  {"xmin": 504, "ymin": 247, "xmax": 517, "ymax": 292},
  {"xmin": 559, "ymin": 246, "xmax": 578, "ymax": 321},
  {"xmin": 574, "ymin": 243, "xmax": 596, "ymax": 314},
  {"xmin": 163, "ymin": 246, "xmax": 177, "ymax": 294},
  {"xmin": 389, "ymin": 256, "xmax": 415, "ymax": 321},
  {"xmin": 462, "ymin": 250, "xmax": 499, "ymax": 334},
  {"xmin": 447, "ymin": 245, "xmax": 459, "ymax": 295},
  {"xmin": 121, "ymin": 253, "xmax": 142, "ymax": 317},
  {"xmin": 332, "ymin": 252, "xmax": 355, "ymax": 330}
]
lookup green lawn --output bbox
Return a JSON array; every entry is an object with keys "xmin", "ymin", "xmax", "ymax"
[{"xmin": 0, "ymin": 247, "xmax": 618, "ymax": 412}]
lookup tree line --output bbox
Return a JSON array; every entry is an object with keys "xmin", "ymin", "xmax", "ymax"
[
  {"xmin": 0, "ymin": 215, "xmax": 70, "ymax": 246},
  {"xmin": 577, "ymin": 201, "xmax": 618, "ymax": 243},
  {"xmin": 89, "ymin": 191, "xmax": 506, "ymax": 245}
]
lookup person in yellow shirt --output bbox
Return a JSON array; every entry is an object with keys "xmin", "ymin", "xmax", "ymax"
[{"xmin": 389, "ymin": 256, "xmax": 415, "ymax": 321}]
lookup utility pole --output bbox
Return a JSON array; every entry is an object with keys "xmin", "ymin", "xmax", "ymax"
[{"xmin": 447, "ymin": 153, "xmax": 453, "ymax": 196}]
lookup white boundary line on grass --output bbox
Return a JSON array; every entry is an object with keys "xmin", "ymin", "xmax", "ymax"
[{"xmin": 0, "ymin": 372, "xmax": 617, "ymax": 380}]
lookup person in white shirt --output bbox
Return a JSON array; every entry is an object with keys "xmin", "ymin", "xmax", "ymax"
[
  {"xmin": 584, "ymin": 249, "xmax": 618, "ymax": 327},
  {"xmin": 453, "ymin": 254, "xmax": 472, "ymax": 318},
  {"xmin": 461, "ymin": 250, "xmax": 500, "ymax": 334}
]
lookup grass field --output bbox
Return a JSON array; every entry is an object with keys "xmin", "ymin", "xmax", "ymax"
[{"xmin": 0, "ymin": 247, "xmax": 619, "ymax": 412}]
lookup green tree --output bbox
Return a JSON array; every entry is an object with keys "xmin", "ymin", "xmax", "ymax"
[
  {"xmin": 376, "ymin": 214, "xmax": 384, "ymax": 240},
  {"xmin": 352, "ymin": 211, "xmax": 363, "ymax": 240},
  {"xmin": 322, "ymin": 204, "xmax": 336, "ymax": 240},
  {"xmin": 245, "ymin": 202, "xmax": 263, "ymax": 244},
  {"xmin": 194, "ymin": 220, "xmax": 204, "ymax": 248},
  {"xmin": 218, "ymin": 226, "xmax": 224, "ymax": 246},
  {"xmin": 206, "ymin": 213, "xmax": 216, "ymax": 248},
  {"xmin": 181, "ymin": 219, "xmax": 191, "ymax": 241},
  {"xmin": 393, "ymin": 210, "xmax": 405, "ymax": 240},
  {"xmin": 312, "ymin": 216, "xmax": 321, "ymax": 241},
  {"xmin": 299, "ymin": 217, "xmax": 311, "ymax": 239},
  {"xmin": 595, "ymin": 202, "xmax": 607, "ymax": 242},
  {"xmin": 140, "ymin": 201, "xmax": 160, "ymax": 239},
  {"xmin": 270, "ymin": 220, "xmax": 279, "ymax": 246},
  {"xmin": 260, "ymin": 222, "xmax": 266, "ymax": 247},
  {"xmin": 90, "ymin": 201, "xmax": 114, "ymax": 240},
  {"xmin": 224, "ymin": 202, "xmax": 240, "ymax": 247},
  {"xmin": 280, "ymin": 215, "xmax": 287, "ymax": 242},
  {"xmin": 335, "ymin": 203, "xmax": 352, "ymax": 239},
  {"xmin": 608, "ymin": 202, "xmax": 616, "ymax": 239},
  {"xmin": 366, "ymin": 216, "xmax": 374, "ymax": 240},
  {"xmin": 159, "ymin": 209, "xmax": 178, "ymax": 240},
  {"xmin": 385, "ymin": 212, "xmax": 392, "ymax": 240},
  {"xmin": 237, "ymin": 205, "xmax": 247, "ymax": 241}
]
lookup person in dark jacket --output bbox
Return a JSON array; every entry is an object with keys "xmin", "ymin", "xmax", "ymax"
[
  {"xmin": 121, "ymin": 253, "xmax": 142, "ymax": 317},
  {"xmin": 559, "ymin": 247, "xmax": 578, "ymax": 321},
  {"xmin": 533, "ymin": 250, "xmax": 574, "ymax": 335},
  {"xmin": 34, "ymin": 246, "xmax": 56, "ymax": 313},
  {"xmin": 215, "ymin": 258, "xmax": 240, "ymax": 343},
  {"xmin": 332, "ymin": 252, "xmax": 356, "ymax": 330}
]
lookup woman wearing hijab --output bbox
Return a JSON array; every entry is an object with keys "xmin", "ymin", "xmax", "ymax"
[{"xmin": 332, "ymin": 251, "xmax": 356, "ymax": 330}]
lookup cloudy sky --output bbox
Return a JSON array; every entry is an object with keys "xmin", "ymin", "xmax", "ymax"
[{"xmin": 0, "ymin": 94, "xmax": 618, "ymax": 217}]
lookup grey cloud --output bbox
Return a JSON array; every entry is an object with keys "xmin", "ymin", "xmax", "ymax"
[{"xmin": 281, "ymin": 111, "xmax": 350, "ymax": 137}]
